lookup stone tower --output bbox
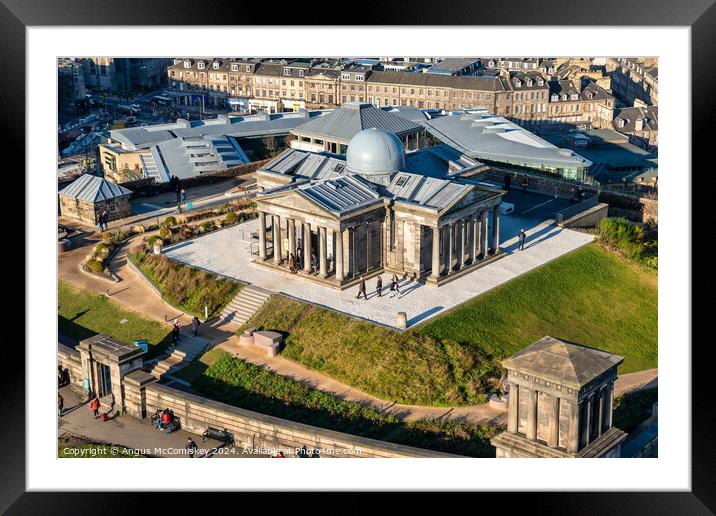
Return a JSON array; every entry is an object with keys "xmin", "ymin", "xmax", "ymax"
[{"xmin": 491, "ymin": 336, "xmax": 627, "ymax": 458}]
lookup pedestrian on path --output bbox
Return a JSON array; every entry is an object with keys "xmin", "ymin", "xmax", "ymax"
[
  {"xmin": 181, "ymin": 188, "xmax": 187, "ymax": 203},
  {"xmin": 356, "ymin": 276, "xmax": 367, "ymax": 300},
  {"xmin": 58, "ymin": 394, "xmax": 64, "ymax": 417},
  {"xmin": 191, "ymin": 316, "xmax": 200, "ymax": 337},
  {"xmin": 172, "ymin": 320, "xmax": 181, "ymax": 345},
  {"xmin": 186, "ymin": 437, "xmax": 198, "ymax": 458},
  {"xmin": 521, "ymin": 176, "xmax": 529, "ymax": 193},
  {"xmin": 89, "ymin": 396, "xmax": 100, "ymax": 419},
  {"xmin": 389, "ymin": 273, "xmax": 401, "ymax": 298},
  {"xmin": 518, "ymin": 229, "xmax": 526, "ymax": 251},
  {"xmin": 375, "ymin": 276, "xmax": 383, "ymax": 297}
]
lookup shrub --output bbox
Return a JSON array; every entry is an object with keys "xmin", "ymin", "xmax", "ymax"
[
  {"xmin": 86, "ymin": 259, "xmax": 104, "ymax": 273},
  {"xmin": 146, "ymin": 235, "xmax": 162, "ymax": 249},
  {"xmin": 94, "ymin": 243, "xmax": 109, "ymax": 254},
  {"xmin": 159, "ymin": 226, "xmax": 172, "ymax": 239},
  {"xmin": 199, "ymin": 220, "xmax": 215, "ymax": 232},
  {"xmin": 101, "ymin": 231, "xmax": 113, "ymax": 242},
  {"xmin": 132, "ymin": 225, "xmax": 146, "ymax": 234},
  {"xmin": 597, "ymin": 217, "xmax": 657, "ymax": 268},
  {"xmin": 164, "ymin": 216, "xmax": 177, "ymax": 227},
  {"xmin": 224, "ymin": 212, "xmax": 237, "ymax": 225},
  {"xmin": 180, "ymin": 224, "xmax": 194, "ymax": 238}
]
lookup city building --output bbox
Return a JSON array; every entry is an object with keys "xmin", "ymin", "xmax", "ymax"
[
  {"xmin": 606, "ymin": 57, "xmax": 658, "ymax": 106},
  {"xmin": 491, "ymin": 336, "xmax": 627, "ymax": 458},
  {"xmin": 339, "ymin": 66, "xmax": 372, "ymax": 105},
  {"xmin": 289, "ymin": 102, "xmax": 425, "ymax": 154},
  {"xmin": 612, "ymin": 106, "xmax": 658, "ymax": 152},
  {"xmin": 58, "ymin": 174, "xmax": 132, "ymax": 225},
  {"xmin": 366, "ymin": 71, "xmax": 511, "ymax": 113},
  {"xmin": 251, "ymin": 61, "xmax": 284, "ymax": 114},
  {"xmin": 99, "ymin": 110, "xmax": 329, "ymax": 182},
  {"xmin": 252, "ymin": 128, "xmax": 505, "ymax": 288},
  {"xmin": 426, "ymin": 58, "xmax": 481, "ymax": 76},
  {"xmin": 506, "ymin": 71, "xmax": 550, "ymax": 126},
  {"xmin": 305, "ymin": 67, "xmax": 341, "ymax": 110},
  {"xmin": 547, "ymin": 78, "xmax": 616, "ymax": 130},
  {"xmin": 58, "ymin": 58, "xmax": 86, "ymax": 116},
  {"xmin": 83, "ymin": 58, "xmax": 170, "ymax": 94},
  {"xmin": 424, "ymin": 109, "xmax": 593, "ymax": 182}
]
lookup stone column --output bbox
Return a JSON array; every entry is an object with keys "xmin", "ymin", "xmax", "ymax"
[
  {"xmin": 584, "ymin": 394, "xmax": 593, "ymax": 447},
  {"xmin": 567, "ymin": 400, "xmax": 579, "ymax": 453},
  {"xmin": 606, "ymin": 382, "xmax": 614, "ymax": 430},
  {"xmin": 507, "ymin": 382, "xmax": 520, "ymax": 434},
  {"xmin": 258, "ymin": 211, "xmax": 267, "ymax": 260},
  {"xmin": 335, "ymin": 229, "xmax": 344, "ymax": 281},
  {"xmin": 526, "ymin": 389, "xmax": 538, "ymax": 441},
  {"xmin": 288, "ymin": 219, "xmax": 296, "ymax": 257},
  {"xmin": 273, "ymin": 215, "xmax": 283, "ymax": 265},
  {"xmin": 303, "ymin": 222, "xmax": 312, "ymax": 273},
  {"xmin": 468, "ymin": 214, "xmax": 476, "ymax": 264},
  {"xmin": 446, "ymin": 223, "xmax": 454, "ymax": 274},
  {"xmin": 491, "ymin": 204, "xmax": 500, "ymax": 254},
  {"xmin": 480, "ymin": 210, "xmax": 489, "ymax": 260},
  {"xmin": 458, "ymin": 220, "xmax": 466, "ymax": 270},
  {"xmin": 430, "ymin": 226, "xmax": 440, "ymax": 280},
  {"xmin": 319, "ymin": 227, "xmax": 327, "ymax": 278},
  {"xmin": 597, "ymin": 388, "xmax": 605, "ymax": 437},
  {"xmin": 548, "ymin": 395, "xmax": 561, "ymax": 448},
  {"xmin": 474, "ymin": 213, "xmax": 481, "ymax": 258}
]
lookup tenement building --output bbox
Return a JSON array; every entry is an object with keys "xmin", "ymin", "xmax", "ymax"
[
  {"xmin": 491, "ymin": 336, "xmax": 627, "ymax": 458},
  {"xmin": 253, "ymin": 128, "xmax": 505, "ymax": 288}
]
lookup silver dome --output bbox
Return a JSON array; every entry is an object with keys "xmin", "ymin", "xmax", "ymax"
[{"xmin": 345, "ymin": 128, "xmax": 405, "ymax": 177}]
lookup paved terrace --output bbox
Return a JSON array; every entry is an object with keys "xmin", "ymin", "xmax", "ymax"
[{"xmin": 164, "ymin": 198, "xmax": 594, "ymax": 330}]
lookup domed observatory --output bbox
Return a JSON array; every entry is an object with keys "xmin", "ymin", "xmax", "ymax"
[{"xmin": 345, "ymin": 128, "xmax": 406, "ymax": 186}]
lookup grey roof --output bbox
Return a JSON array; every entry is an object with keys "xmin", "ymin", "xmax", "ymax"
[
  {"xmin": 424, "ymin": 109, "xmax": 592, "ymax": 170},
  {"xmin": 261, "ymin": 149, "xmax": 346, "ymax": 180},
  {"xmin": 428, "ymin": 58, "xmax": 480, "ymax": 73},
  {"xmin": 380, "ymin": 106, "xmax": 430, "ymax": 124},
  {"xmin": 404, "ymin": 144, "xmax": 484, "ymax": 179},
  {"xmin": 386, "ymin": 172, "xmax": 472, "ymax": 211},
  {"xmin": 151, "ymin": 135, "xmax": 250, "ymax": 180},
  {"xmin": 108, "ymin": 111, "xmax": 330, "ymax": 150},
  {"xmin": 260, "ymin": 175, "xmax": 381, "ymax": 215},
  {"xmin": 613, "ymin": 106, "xmax": 658, "ymax": 133},
  {"xmin": 502, "ymin": 336, "xmax": 624, "ymax": 389},
  {"xmin": 291, "ymin": 102, "xmax": 421, "ymax": 143},
  {"xmin": 59, "ymin": 174, "xmax": 132, "ymax": 202},
  {"xmin": 368, "ymin": 70, "xmax": 508, "ymax": 92}
]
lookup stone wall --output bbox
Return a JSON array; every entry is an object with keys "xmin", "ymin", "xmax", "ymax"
[
  {"xmin": 58, "ymin": 343, "xmax": 84, "ymax": 393},
  {"xmin": 140, "ymin": 382, "xmax": 455, "ymax": 458},
  {"xmin": 58, "ymin": 194, "xmax": 132, "ymax": 225}
]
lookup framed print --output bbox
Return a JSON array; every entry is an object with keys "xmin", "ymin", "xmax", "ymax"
[{"xmin": 5, "ymin": 0, "xmax": 711, "ymax": 512}]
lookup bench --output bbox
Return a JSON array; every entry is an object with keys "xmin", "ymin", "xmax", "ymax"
[
  {"xmin": 202, "ymin": 426, "xmax": 235, "ymax": 446},
  {"xmin": 253, "ymin": 331, "xmax": 282, "ymax": 357}
]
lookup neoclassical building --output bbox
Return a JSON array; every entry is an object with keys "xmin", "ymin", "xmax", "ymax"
[{"xmin": 252, "ymin": 128, "xmax": 506, "ymax": 289}]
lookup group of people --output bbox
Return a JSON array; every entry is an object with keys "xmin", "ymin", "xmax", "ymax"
[
  {"xmin": 96, "ymin": 210, "xmax": 109, "ymax": 232},
  {"xmin": 169, "ymin": 175, "xmax": 187, "ymax": 213},
  {"xmin": 153, "ymin": 408, "xmax": 177, "ymax": 433},
  {"xmin": 170, "ymin": 316, "xmax": 201, "ymax": 345},
  {"xmin": 356, "ymin": 273, "xmax": 401, "ymax": 300}
]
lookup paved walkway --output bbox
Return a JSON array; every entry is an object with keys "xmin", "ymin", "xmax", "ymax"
[
  {"xmin": 58, "ymin": 386, "xmax": 268, "ymax": 458},
  {"xmin": 164, "ymin": 215, "xmax": 594, "ymax": 329}
]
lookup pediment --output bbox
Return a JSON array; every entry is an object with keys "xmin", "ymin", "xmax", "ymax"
[{"xmin": 258, "ymin": 190, "xmax": 338, "ymax": 219}]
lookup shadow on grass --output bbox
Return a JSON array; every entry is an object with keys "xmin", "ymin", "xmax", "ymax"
[
  {"xmin": 613, "ymin": 387, "xmax": 658, "ymax": 434},
  {"xmin": 183, "ymin": 357, "xmax": 501, "ymax": 458}
]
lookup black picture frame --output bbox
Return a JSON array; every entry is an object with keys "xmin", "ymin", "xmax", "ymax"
[{"xmin": 6, "ymin": 0, "xmax": 709, "ymax": 512}]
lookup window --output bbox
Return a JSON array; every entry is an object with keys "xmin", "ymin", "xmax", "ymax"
[
  {"xmin": 213, "ymin": 61, "xmax": 219, "ymax": 69},
  {"xmin": 197, "ymin": 61, "xmax": 205, "ymax": 70},
  {"xmin": 231, "ymin": 64, "xmax": 238, "ymax": 72},
  {"xmin": 298, "ymin": 69, "xmax": 305, "ymax": 77},
  {"xmin": 341, "ymin": 73, "xmax": 351, "ymax": 81},
  {"xmin": 246, "ymin": 65, "xmax": 251, "ymax": 72},
  {"xmin": 284, "ymin": 68, "xmax": 291, "ymax": 76},
  {"xmin": 551, "ymin": 93, "xmax": 558, "ymax": 102},
  {"xmin": 184, "ymin": 60, "xmax": 191, "ymax": 68},
  {"xmin": 355, "ymin": 74, "xmax": 364, "ymax": 81}
]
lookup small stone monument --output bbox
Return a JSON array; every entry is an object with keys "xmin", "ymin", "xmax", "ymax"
[
  {"xmin": 396, "ymin": 312, "xmax": 407, "ymax": 330},
  {"xmin": 153, "ymin": 240, "xmax": 163, "ymax": 255}
]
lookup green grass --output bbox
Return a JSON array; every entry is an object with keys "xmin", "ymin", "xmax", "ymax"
[
  {"xmin": 175, "ymin": 348, "xmax": 502, "ymax": 457},
  {"xmin": 613, "ymin": 387, "xmax": 658, "ymax": 433},
  {"xmin": 128, "ymin": 250, "xmax": 242, "ymax": 319},
  {"xmin": 241, "ymin": 244, "xmax": 657, "ymax": 407},
  {"xmin": 58, "ymin": 280, "xmax": 172, "ymax": 360}
]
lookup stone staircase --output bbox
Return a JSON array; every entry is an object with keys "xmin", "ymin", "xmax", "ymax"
[
  {"xmin": 147, "ymin": 331, "xmax": 210, "ymax": 379},
  {"xmin": 219, "ymin": 285, "xmax": 273, "ymax": 331}
]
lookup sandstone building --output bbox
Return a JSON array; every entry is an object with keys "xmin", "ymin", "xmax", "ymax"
[{"xmin": 58, "ymin": 174, "xmax": 132, "ymax": 225}]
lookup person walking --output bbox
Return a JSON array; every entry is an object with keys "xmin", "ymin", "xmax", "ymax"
[
  {"xmin": 356, "ymin": 276, "xmax": 367, "ymax": 300},
  {"xmin": 375, "ymin": 276, "xmax": 383, "ymax": 297},
  {"xmin": 172, "ymin": 320, "xmax": 181, "ymax": 345},
  {"xmin": 180, "ymin": 188, "xmax": 187, "ymax": 204},
  {"xmin": 521, "ymin": 175, "xmax": 529, "ymax": 194},
  {"xmin": 185, "ymin": 437, "xmax": 198, "ymax": 458},
  {"xmin": 89, "ymin": 395, "xmax": 100, "ymax": 419},
  {"xmin": 58, "ymin": 394, "xmax": 64, "ymax": 417},
  {"xmin": 191, "ymin": 316, "xmax": 200, "ymax": 337},
  {"xmin": 518, "ymin": 229, "xmax": 526, "ymax": 251},
  {"xmin": 391, "ymin": 273, "xmax": 401, "ymax": 298}
]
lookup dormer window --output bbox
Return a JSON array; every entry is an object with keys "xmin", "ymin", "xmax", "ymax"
[
  {"xmin": 526, "ymin": 78, "xmax": 533, "ymax": 87},
  {"xmin": 561, "ymin": 94, "xmax": 567, "ymax": 101},
  {"xmin": 570, "ymin": 93, "xmax": 579, "ymax": 101},
  {"xmin": 299, "ymin": 69, "xmax": 305, "ymax": 77},
  {"xmin": 551, "ymin": 93, "xmax": 558, "ymax": 102},
  {"xmin": 537, "ymin": 78, "xmax": 544, "ymax": 86},
  {"xmin": 355, "ymin": 74, "xmax": 364, "ymax": 81},
  {"xmin": 514, "ymin": 79, "xmax": 522, "ymax": 87},
  {"xmin": 184, "ymin": 60, "xmax": 191, "ymax": 69},
  {"xmin": 617, "ymin": 119, "xmax": 626, "ymax": 128},
  {"xmin": 341, "ymin": 73, "xmax": 351, "ymax": 81},
  {"xmin": 197, "ymin": 61, "xmax": 205, "ymax": 70},
  {"xmin": 284, "ymin": 68, "xmax": 291, "ymax": 76},
  {"xmin": 213, "ymin": 61, "xmax": 220, "ymax": 69},
  {"xmin": 587, "ymin": 92, "xmax": 593, "ymax": 99},
  {"xmin": 231, "ymin": 63, "xmax": 238, "ymax": 72},
  {"xmin": 246, "ymin": 65, "xmax": 251, "ymax": 72}
]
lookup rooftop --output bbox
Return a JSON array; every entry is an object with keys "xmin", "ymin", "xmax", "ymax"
[
  {"xmin": 59, "ymin": 174, "xmax": 132, "ymax": 202},
  {"xmin": 291, "ymin": 102, "xmax": 422, "ymax": 143},
  {"xmin": 424, "ymin": 109, "xmax": 592, "ymax": 170},
  {"xmin": 502, "ymin": 336, "xmax": 624, "ymax": 389}
]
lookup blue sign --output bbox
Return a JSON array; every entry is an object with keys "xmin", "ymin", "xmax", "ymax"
[
  {"xmin": 133, "ymin": 339, "xmax": 149, "ymax": 353},
  {"xmin": 82, "ymin": 378, "xmax": 90, "ymax": 390}
]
